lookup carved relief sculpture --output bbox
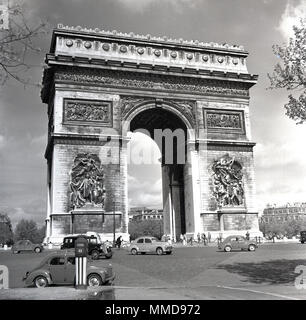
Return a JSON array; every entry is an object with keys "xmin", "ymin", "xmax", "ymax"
[
  {"xmin": 69, "ymin": 153, "xmax": 106, "ymax": 210},
  {"xmin": 64, "ymin": 99, "xmax": 112, "ymax": 126},
  {"xmin": 212, "ymin": 154, "xmax": 244, "ymax": 208},
  {"xmin": 207, "ymin": 113, "xmax": 241, "ymax": 129}
]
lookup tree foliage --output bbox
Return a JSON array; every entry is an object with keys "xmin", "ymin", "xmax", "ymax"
[
  {"xmin": 0, "ymin": 214, "xmax": 14, "ymax": 245},
  {"xmin": 268, "ymin": 19, "xmax": 306, "ymax": 124},
  {"xmin": 0, "ymin": 2, "xmax": 47, "ymax": 85},
  {"xmin": 259, "ymin": 218, "xmax": 306, "ymax": 238},
  {"xmin": 14, "ymin": 219, "xmax": 45, "ymax": 243},
  {"xmin": 128, "ymin": 219, "xmax": 163, "ymax": 240}
]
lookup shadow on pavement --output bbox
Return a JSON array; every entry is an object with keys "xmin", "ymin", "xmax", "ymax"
[{"xmin": 216, "ymin": 259, "xmax": 306, "ymax": 284}]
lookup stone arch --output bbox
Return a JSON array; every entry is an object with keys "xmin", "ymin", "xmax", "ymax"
[{"xmin": 121, "ymin": 99, "xmax": 196, "ymax": 141}]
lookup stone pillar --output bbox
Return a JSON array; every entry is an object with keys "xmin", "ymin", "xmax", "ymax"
[{"xmin": 184, "ymin": 141, "xmax": 201, "ymax": 236}]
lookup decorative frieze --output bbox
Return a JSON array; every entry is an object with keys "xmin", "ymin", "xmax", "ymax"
[
  {"xmin": 63, "ymin": 98, "xmax": 113, "ymax": 127},
  {"xmin": 203, "ymin": 109, "xmax": 245, "ymax": 134},
  {"xmin": 55, "ymin": 68, "xmax": 250, "ymax": 98}
]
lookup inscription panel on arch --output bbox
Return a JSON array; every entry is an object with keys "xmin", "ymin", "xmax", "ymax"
[
  {"xmin": 203, "ymin": 108, "xmax": 245, "ymax": 134},
  {"xmin": 63, "ymin": 98, "xmax": 113, "ymax": 127}
]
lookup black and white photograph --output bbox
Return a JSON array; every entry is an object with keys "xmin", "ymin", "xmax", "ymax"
[{"xmin": 0, "ymin": 0, "xmax": 306, "ymax": 308}]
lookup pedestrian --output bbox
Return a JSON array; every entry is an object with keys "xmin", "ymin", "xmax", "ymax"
[
  {"xmin": 246, "ymin": 231, "xmax": 250, "ymax": 240},
  {"xmin": 197, "ymin": 232, "xmax": 201, "ymax": 244},
  {"xmin": 189, "ymin": 236, "xmax": 193, "ymax": 246},
  {"xmin": 203, "ymin": 233, "xmax": 207, "ymax": 246},
  {"xmin": 180, "ymin": 233, "xmax": 184, "ymax": 244},
  {"xmin": 116, "ymin": 236, "xmax": 122, "ymax": 249},
  {"xmin": 208, "ymin": 232, "xmax": 211, "ymax": 243},
  {"xmin": 183, "ymin": 234, "xmax": 187, "ymax": 246}
]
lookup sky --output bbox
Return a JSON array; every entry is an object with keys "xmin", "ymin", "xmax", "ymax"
[{"xmin": 0, "ymin": 0, "xmax": 305, "ymax": 226}]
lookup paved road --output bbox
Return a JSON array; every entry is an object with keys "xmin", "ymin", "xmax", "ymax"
[{"xmin": 1, "ymin": 243, "xmax": 306, "ymax": 299}]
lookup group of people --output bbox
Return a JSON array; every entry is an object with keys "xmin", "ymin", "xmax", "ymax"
[{"xmin": 178, "ymin": 232, "xmax": 212, "ymax": 246}]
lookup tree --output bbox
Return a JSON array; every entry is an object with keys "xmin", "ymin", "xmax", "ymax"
[
  {"xmin": 268, "ymin": 19, "xmax": 306, "ymax": 124},
  {"xmin": 14, "ymin": 219, "xmax": 45, "ymax": 243},
  {"xmin": 128, "ymin": 219, "xmax": 163, "ymax": 240},
  {"xmin": 0, "ymin": 1, "xmax": 47, "ymax": 85},
  {"xmin": 0, "ymin": 214, "xmax": 14, "ymax": 245}
]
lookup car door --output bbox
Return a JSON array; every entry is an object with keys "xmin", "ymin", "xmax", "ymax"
[
  {"xmin": 16, "ymin": 240, "xmax": 26, "ymax": 251},
  {"xmin": 25, "ymin": 240, "xmax": 33, "ymax": 251},
  {"xmin": 136, "ymin": 238, "xmax": 144, "ymax": 252},
  {"xmin": 48, "ymin": 256, "xmax": 66, "ymax": 284},
  {"xmin": 65, "ymin": 256, "xmax": 76, "ymax": 284},
  {"xmin": 144, "ymin": 238, "xmax": 152, "ymax": 252},
  {"xmin": 230, "ymin": 237, "xmax": 240, "ymax": 250}
]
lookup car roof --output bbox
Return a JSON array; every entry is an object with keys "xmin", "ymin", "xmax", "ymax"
[
  {"xmin": 136, "ymin": 236, "xmax": 156, "ymax": 239},
  {"xmin": 224, "ymin": 235, "xmax": 245, "ymax": 239},
  {"xmin": 45, "ymin": 250, "xmax": 75, "ymax": 259}
]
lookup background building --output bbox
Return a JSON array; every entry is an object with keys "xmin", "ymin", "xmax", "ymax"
[
  {"xmin": 129, "ymin": 207, "xmax": 163, "ymax": 221},
  {"xmin": 261, "ymin": 203, "xmax": 306, "ymax": 223}
]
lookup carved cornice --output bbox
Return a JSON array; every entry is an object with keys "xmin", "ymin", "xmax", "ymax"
[
  {"xmin": 52, "ymin": 67, "xmax": 250, "ymax": 97},
  {"xmin": 56, "ymin": 24, "xmax": 247, "ymax": 53}
]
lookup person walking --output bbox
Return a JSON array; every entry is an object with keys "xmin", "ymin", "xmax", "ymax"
[
  {"xmin": 183, "ymin": 234, "xmax": 187, "ymax": 246},
  {"xmin": 246, "ymin": 231, "xmax": 250, "ymax": 240},
  {"xmin": 180, "ymin": 233, "xmax": 184, "ymax": 244},
  {"xmin": 189, "ymin": 236, "xmax": 193, "ymax": 246},
  {"xmin": 197, "ymin": 232, "xmax": 201, "ymax": 245},
  {"xmin": 208, "ymin": 232, "xmax": 211, "ymax": 243},
  {"xmin": 116, "ymin": 236, "xmax": 122, "ymax": 249},
  {"xmin": 203, "ymin": 233, "xmax": 207, "ymax": 246}
]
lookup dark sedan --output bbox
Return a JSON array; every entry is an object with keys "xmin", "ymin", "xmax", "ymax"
[{"xmin": 23, "ymin": 251, "xmax": 115, "ymax": 288}]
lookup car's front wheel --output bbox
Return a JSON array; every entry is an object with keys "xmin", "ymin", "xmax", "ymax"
[
  {"xmin": 91, "ymin": 250, "xmax": 100, "ymax": 260},
  {"xmin": 131, "ymin": 248, "xmax": 137, "ymax": 255},
  {"xmin": 156, "ymin": 247, "xmax": 163, "ymax": 255},
  {"xmin": 34, "ymin": 276, "xmax": 48, "ymax": 288},
  {"xmin": 224, "ymin": 245, "xmax": 232, "ymax": 252},
  {"xmin": 104, "ymin": 253, "xmax": 112, "ymax": 259},
  {"xmin": 87, "ymin": 274, "xmax": 102, "ymax": 287},
  {"xmin": 34, "ymin": 247, "xmax": 41, "ymax": 253},
  {"xmin": 248, "ymin": 244, "xmax": 256, "ymax": 252}
]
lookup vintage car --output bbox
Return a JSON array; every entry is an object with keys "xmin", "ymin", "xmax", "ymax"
[
  {"xmin": 218, "ymin": 235, "xmax": 258, "ymax": 252},
  {"xmin": 129, "ymin": 236, "xmax": 172, "ymax": 255},
  {"xmin": 23, "ymin": 251, "xmax": 115, "ymax": 288},
  {"xmin": 11, "ymin": 240, "xmax": 43, "ymax": 254},
  {"xmin": 61, "ymin": 234, "xmax": 112, "ymax": 260}
]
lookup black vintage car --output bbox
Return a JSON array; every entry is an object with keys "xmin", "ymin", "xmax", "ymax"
[
  {"xmin": 60, "ymin": 235, "xmax": 112, "ymax": 259},
  {"xmin": 300, "ymin": 231, "xmax": 306, "ymax": 244}
]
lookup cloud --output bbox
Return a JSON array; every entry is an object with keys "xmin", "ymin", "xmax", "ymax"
[
  {"xmin": 128, "ymin": 174, "xmax": 162, "ymax": 208},
  {"xmin": 115, "ymin": 0, "xmax": 201, "ymax": 13},
  {"xmin": 254, "ymin": 124, "xmax": 306, "ymax": 212},
  {"xmin": 0, "ymin": 135, "xmax": 5, "ymax": 149},
  {"xmin": 277, "ymin": 0, "xmax": 306, "ymax": 39}
]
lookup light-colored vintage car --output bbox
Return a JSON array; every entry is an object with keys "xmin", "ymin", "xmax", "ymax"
[
  {"xmin": 11, "ymin": 240, "xmax": 43, "ymax": 254},
  {"xmin": 23, "ymin": 251, "xmax": 115, "ymax": 288},
  {"xmin": 129, "ymin": 236, "xmax": 173, "ymax": 255},
  {"xmin": 218, "ymin": 235, "xmax": 258, "ymax": 252}
]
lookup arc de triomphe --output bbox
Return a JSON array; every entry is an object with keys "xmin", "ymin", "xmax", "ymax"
[{"xmin": 41, "ymin": 25, "xmax": 261, "ymax": 244}]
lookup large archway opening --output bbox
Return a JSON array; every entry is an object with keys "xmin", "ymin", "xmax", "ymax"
[{"xmin": 127, "ymin": 107, "xmax": 188, "ymax": 241}]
